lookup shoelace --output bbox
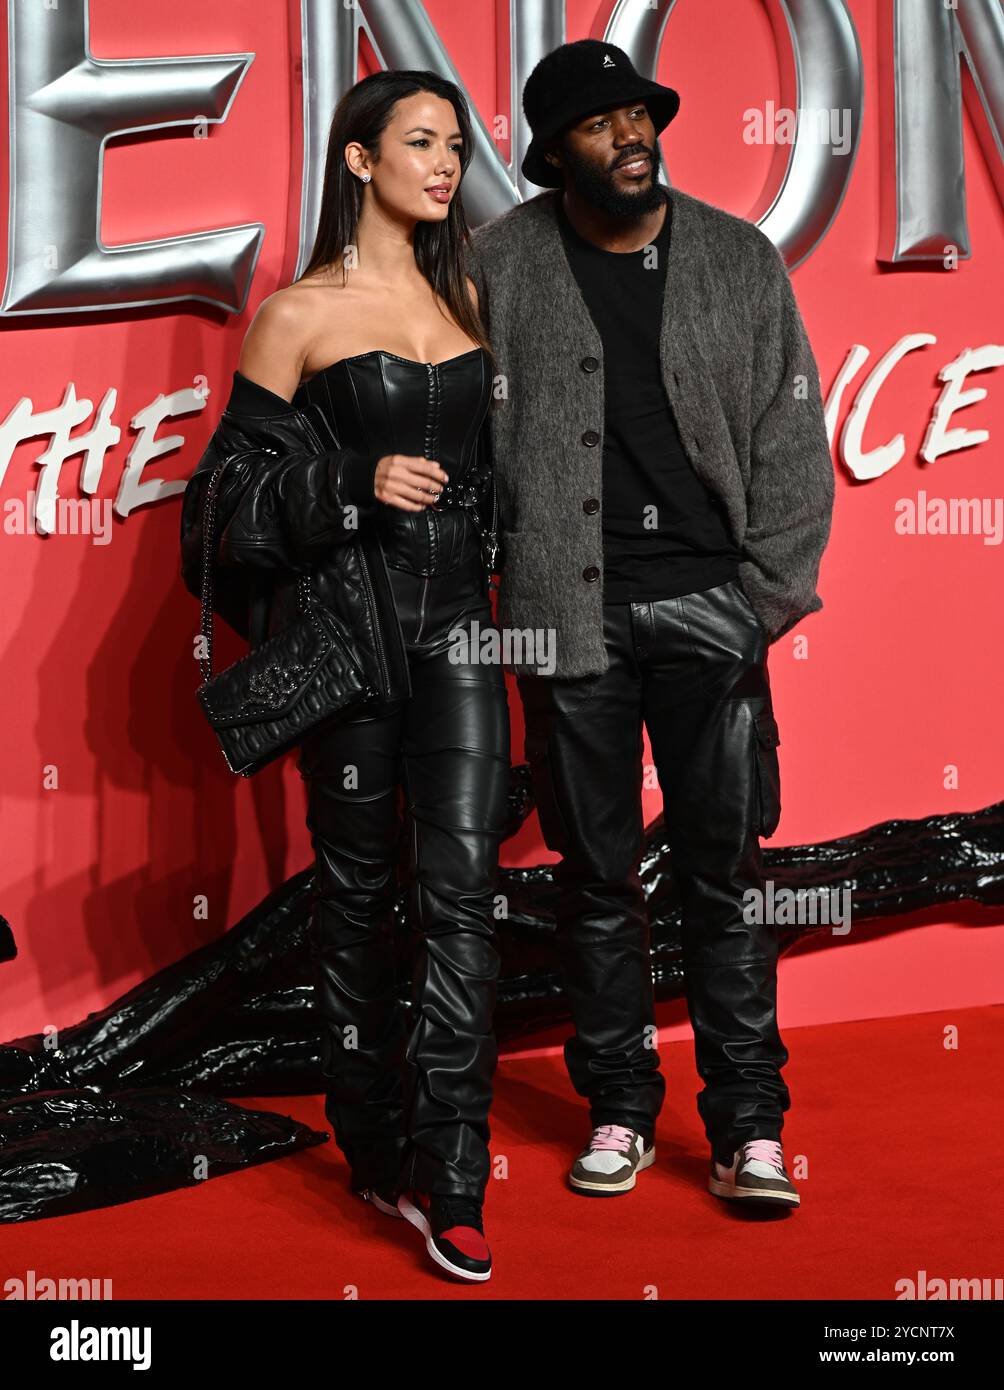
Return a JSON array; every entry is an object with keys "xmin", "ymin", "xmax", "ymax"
[
  {"xmin": 433, "ymin": 1195, "xmax": 484, "ymax": 1233},
  {"xmin": 743, "ymin": 1139, "xmax": 784, "ymax": 1171},
  {"xmin": 589, "ymin": 1123, "xmax": 636, "ymax": 1154}
]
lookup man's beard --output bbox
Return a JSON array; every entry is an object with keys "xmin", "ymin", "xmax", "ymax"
[{"xmin": 558, "ymin": 136, "xmax": 667, "ymax": 217}]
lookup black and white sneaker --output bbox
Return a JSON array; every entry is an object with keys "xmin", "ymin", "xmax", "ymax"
[
  {"xmin": 397, "ymin": 1190, "xmax": 492, "ymax": 1282},
  {"xmin": 709, "ymin": 1139, "xmax": 800, "ymax": 1207},
  {"xmin": 568, "ymin": 1124, "xmax": 656, "ymax": 1195}
]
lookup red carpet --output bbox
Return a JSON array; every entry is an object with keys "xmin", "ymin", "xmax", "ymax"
[{"xmin": 4, "ymin": 1005, "xmax": 1000, "ymax": 1300}]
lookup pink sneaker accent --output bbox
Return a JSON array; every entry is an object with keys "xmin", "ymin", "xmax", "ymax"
[
  {"xmin": 744, "ymin": 1139, "xmax": 784, "ymax": 1170},
  {"xmin": 589, "ymin": 1124, "xmax": 637, "ymax": 1153}
]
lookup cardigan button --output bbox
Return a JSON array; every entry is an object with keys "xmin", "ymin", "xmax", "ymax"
[
  {"xmin": 582, "ymin": 564, "xmax": 600, "ymax": 582},
  {"xmin": 582, "ymin": 497, "xmax": 600, "ymax": 514},
  {"xmin": 581, "ymin": 356, "xmax": 600, "ymax": 373},
  {"xmin": 582, "ymin": 429, "xmax": 600, "ymax": 447}
]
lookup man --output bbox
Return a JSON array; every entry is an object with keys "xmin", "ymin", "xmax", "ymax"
[{"xmin": 468, "ymin": 39, "xmax": 834, "ymax": 1208}]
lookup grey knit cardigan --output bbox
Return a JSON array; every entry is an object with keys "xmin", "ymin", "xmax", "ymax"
[{"xmin": 468, "ymin": 186, "xmax": 835, "ymax": 678}]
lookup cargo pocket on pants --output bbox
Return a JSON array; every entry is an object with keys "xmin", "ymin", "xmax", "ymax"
[{"xmin": 753, "ymin": 708, "xmax": 782, "ymax": 838}]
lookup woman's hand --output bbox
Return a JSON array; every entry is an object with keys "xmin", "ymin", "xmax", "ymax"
[{"xmin": 374, "ymin": 455, "xmax": 450, "ymax": 512}]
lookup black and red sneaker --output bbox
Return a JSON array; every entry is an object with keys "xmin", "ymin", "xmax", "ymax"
[{"xmin": 397, "ymin": 1190, "xmax": 492, "ymax": 1282}]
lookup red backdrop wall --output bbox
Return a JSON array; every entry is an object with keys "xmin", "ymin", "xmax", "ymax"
[{"xmin": 2, "ymin": 0, "xmax": 1002, "ymax": 1049}]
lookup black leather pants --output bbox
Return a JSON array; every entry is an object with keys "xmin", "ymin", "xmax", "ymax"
[
  {"xmin": 517, "ymin": 578, "xmax": 790, "ymax": 1162},
  {"xmin": 296, "ymin": 531, "xmax": 510, "ymax": 1200}
]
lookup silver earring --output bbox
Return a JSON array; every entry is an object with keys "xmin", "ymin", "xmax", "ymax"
[{"xmin": 359, "ymin": 173, "xmax": 371, "ymax": 183}]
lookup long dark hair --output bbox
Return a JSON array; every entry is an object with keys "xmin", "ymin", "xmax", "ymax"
[{"xmin": 298, "ymin": 70, "xmax": 491, "ymax": 359}]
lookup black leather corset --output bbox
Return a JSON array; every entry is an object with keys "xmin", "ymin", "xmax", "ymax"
[{"xmin": 292, "ymin": 347, "xmax": 493, "ymax": 577}]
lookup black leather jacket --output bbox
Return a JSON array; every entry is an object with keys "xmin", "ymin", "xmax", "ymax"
[{"xmin": 179, "ymin": 372, "xmax": 499, "ymax": 705}]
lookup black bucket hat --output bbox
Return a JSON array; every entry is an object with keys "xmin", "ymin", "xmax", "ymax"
[{"xmin": 521, "ymin": 38, "xmax": 681, "ymax": 188}]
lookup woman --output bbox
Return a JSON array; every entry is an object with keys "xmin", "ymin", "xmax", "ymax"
[{"xmin": 182, "ymin": 71, "xmax": 509, "ymax": 1282}]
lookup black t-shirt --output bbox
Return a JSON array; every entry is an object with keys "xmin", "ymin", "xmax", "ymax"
[{"xmin": 556, "ymin": 192, "xmax": 740, "ymax": 603}]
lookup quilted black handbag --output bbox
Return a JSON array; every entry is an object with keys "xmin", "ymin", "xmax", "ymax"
[{"xmin": 194, "ymin": 452, "xmax": 374, "ymax": 778}]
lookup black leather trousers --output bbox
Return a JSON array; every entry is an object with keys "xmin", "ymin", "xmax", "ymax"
[
  {"xmin": 296, "ymin": 526, "xmax": 510, "ymax": 1200},
  {"xmin": 517, "ymin": 578, "xmax": 790, "ymax": 1162}
]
